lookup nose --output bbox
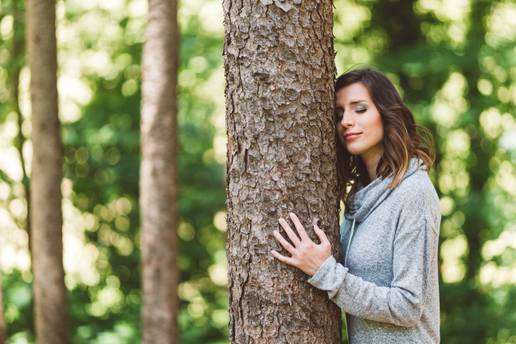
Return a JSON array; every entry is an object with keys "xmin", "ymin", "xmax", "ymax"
[{"xmin": 340, "ymin": 112, "xmax": 354, "ymax": 128}]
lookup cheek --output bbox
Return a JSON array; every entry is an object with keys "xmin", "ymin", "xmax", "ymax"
[{"xmin": 367, "ymin": 112, "xmax": 384, "ymax": 141}]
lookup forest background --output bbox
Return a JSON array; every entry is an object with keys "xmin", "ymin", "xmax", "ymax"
[{"xmin": 0, "ymin": 0, "xmax": 515, "ymax": 343}]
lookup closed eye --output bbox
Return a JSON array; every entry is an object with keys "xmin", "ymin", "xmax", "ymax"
[{"xmin": 335, "ymin": 106, "xmax": 366, "ymax": 121}]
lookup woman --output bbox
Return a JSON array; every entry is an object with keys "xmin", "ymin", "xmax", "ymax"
[{"xmin": 270, "ymin": 67, "xmax": 441, "ymax": 343}]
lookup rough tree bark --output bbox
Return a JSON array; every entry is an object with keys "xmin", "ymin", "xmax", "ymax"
[
  {"xmin": 140, "ymin": 0, "xmax": 180, "ymax": 343},
  {"xmin": 223, "ymin": 1, "xmax": 341, "ymax": 343},
  {"xmin": 26, "ymin": 0, "xmax": 70, "ymax": 343}
]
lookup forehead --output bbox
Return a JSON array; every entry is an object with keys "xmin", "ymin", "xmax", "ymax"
[{"xmin": 335, "ymin": 82, "xmax": 372, "ymax": 105}]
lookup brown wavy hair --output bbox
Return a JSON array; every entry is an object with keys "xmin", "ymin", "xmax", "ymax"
[{"xmin": 334, "ymin": 67, "xmax": 436, "ymax": 209}]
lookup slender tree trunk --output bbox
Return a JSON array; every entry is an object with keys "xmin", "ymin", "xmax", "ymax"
[
  {"xmin": 2, "ymin": 1, "xmax": 31, "ymax": 341},
  {"xmin": 461, "ymin": 1, "xmax": 493, "ymax": 284},
  {"xmin": 10, "ymin": 0, "xmax": 32, "ymax": 251},
  {"xmin": 224, "ymin": 1, "xmax": 341, "ymax": 343},
  {"xmin": 140, "ymin": 0, "xmax": 180, "ymax": 342},
  {"xmin": 26, "ymin": 0, "xmax": 69, "ymax": 343}
]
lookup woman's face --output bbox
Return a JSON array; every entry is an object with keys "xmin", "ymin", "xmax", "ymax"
[{"xmin": 335, "ymin": 82, "xmax": 384, "ymax": 162}]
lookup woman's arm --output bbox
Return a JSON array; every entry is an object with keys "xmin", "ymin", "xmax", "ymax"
[{"xmin": 307, "ymin": 212, "xmax": 437, "ymax": 327}]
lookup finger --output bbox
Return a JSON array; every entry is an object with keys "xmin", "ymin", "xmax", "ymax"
[
  {"xmin": 314, "ymin": 223, "xmax": 330, "ymax": 245},
  {"xmin": 271, "ymin": 250, "xmax": 295, "ymax": 266},
  {"xmin": 278, "ymin": 217, "xmax": 301, "ymax": 246},
  {"xmin": 273, "ymin": 230, "xmax": 296, "ymax": 255},
  {"xmin": 289, "ymin": 212, "xmax": 310, "ymax": 242}
]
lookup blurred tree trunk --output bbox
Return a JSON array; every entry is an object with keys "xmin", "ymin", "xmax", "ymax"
[
  {"xmin": 26, "ymin": 0, "xmax": 69, "ymax": 343},
  {"xmin": 3, "ymin": 1, "xmax": 31, "ymax": 341},
  {"xmin": 140, "ymin": 0, "xmax": 180, "ymax": 342},
  {"xmin": 223, "ymin": 1, "xmax": 341, "ymax": 343},
  {"xmin": 461, "ymin": 0, "xmax": 493, "ymax": 285},
  {"xmin": 10, "ymin": 0, "xmax": 32, "ymax": 249}
]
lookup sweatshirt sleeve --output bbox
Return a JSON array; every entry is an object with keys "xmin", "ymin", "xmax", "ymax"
[{"xmin": 306, "ymin": 213, "xmax": 434, "ymax": 327}]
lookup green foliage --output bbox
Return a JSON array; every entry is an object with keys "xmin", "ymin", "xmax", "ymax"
[
  {"xmin": 334, "ymin": 1, "xmax": 515, "ymax": 343},
  {"xmin": 0, "ymin": 0, "xmax": 514, "ymax": 343}
]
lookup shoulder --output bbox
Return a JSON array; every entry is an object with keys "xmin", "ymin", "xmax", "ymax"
[
  {"xmin": 390, "ymin": 170, "xmax": 441, "ymax": 228},
  {"xmin": 391, "ymin": 170, "xmax": 439, "ymax": 206}
]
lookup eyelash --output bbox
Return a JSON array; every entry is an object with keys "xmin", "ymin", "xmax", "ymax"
[{"xmin": 335, "ymin": 107, "xmax": 367, "ymax": 120}]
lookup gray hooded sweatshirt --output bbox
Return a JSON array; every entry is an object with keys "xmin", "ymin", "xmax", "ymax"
[{"xmin": 307, "ymin": 156, "xmax": 441, "ymax": 343}]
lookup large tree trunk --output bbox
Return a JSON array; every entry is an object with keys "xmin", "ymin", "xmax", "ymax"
[
  {"xmin": 26, "ymin": 0, "xmax": 69, "ymax": 343},
  {"xmin": 223, "ymin": 1, "xmax": 341, "ymax": 343},
  {"xmin": 140, "ymin": 0, "xmax": 180, "ymax": 342}
]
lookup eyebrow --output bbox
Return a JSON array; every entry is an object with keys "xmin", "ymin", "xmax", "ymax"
[{"xmin": 348, "ymin": 99, "xmax": 368, "ymax": 105}]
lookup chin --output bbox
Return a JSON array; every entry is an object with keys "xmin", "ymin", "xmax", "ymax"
[{"xmin": 345, "ymin": 144, "xmax": 367, "ymax": 155}]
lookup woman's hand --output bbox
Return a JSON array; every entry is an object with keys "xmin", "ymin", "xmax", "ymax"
[{"xmin": 271, "ymin": 212, "xmax": 332, "ymax": 277}]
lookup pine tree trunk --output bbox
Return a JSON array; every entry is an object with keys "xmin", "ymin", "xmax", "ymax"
[
  {"xmin": 26, "ymin": 0, "xmax": 69, "ymax": 343},
  {"xmin": 140, "ymin": 0, "xmax": 180, "ymax": 342},
  {"xmin": 223, "ymin": 1, "xmax": 341, "ymax": 343}
]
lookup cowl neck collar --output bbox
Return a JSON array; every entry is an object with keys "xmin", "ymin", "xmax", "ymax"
[{"xmin": 344, "ymin": 157, "xmax": 427, "ymax": 223}]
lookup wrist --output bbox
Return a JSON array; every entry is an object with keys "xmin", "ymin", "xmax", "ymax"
[{"xmin": 311, "ymin": 254, "xmax": 333, "ymax": 277}]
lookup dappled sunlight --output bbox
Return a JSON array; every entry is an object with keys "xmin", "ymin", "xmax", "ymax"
[
  {"xmin": 439, "ymin": 196, "xmax": 455, "ymax": 217},
  {"xmin": 88, "ymin": 277, "xmax": 124, "ymax": 317},
  {"xmin": 438, "ymin": 158, "xmax": 469, "ymax": 195},
  {"xmin": 441, "ymin": 234, "xmax": 467, "ymax": 283},
  {"xmin": 486, "ymin": 2, "xmax": 516, "ymax": 47},
  {"xmin": 480, "ymin": 262, "xmax": 516, "ymax": 288},
  {"xmin": 180, "ymin": 0, "xmax": 222, "ymax": 34},
  {"xmin": 178, "ymin": 221, "xmax": 195, "ymax": 241},
  {"xmin": 0, "ymin": 0, "xmax": 514, "ymax": 342},
  {"xmin": 63, "ymin": 180, "xmax": 103, "ymax": 288},
  {"xmin": 213, "ymin": 135, "xmax": 227, "ymax": 165},
  {"xmin": 441, "ymin": 210, "xmax": 465, "ymax": 238},
  {"xmin": 208, "ymin": 262, "xmax": 228, "ymax": 286},
  {"xmin": 333, "ymin": 0, "xmax": 374, "ymax": 72},
  {"xmin": 213, "ymin": 210, "xmax": 227, "ymax": 232},
  {"xmin": 431, "ymin": 72, "xmax": 467, "ymax": 128},
  {"xmin": 415, "ymin": 0, "xmax": 470, "ymax": 46},
  {"xmin": 495, "ymin": 160, "xmax": 516, "ymax": 197},
  {"xmin": 480, "ymin": 107, "xmax": 505, "ymax": 139}
]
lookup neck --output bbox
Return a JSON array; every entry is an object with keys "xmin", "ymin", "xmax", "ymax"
[{"xmin": 360, "ymin": 145, "xmax": 384, "ymax": 180}]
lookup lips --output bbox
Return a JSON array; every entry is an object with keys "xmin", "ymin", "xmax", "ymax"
[{"xmin": 344, "ymin": 132, "xmax": 362, "ymax": 140}]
